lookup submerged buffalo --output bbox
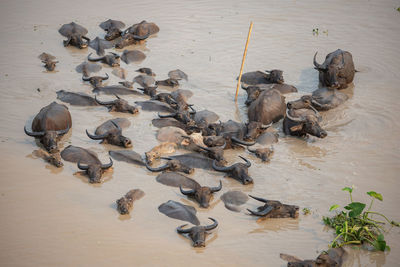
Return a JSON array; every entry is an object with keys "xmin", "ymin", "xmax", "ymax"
[
  {"xmin": 93, "ymin": 85, "xmax": 140, "ymax": 96},
  {"xmin": 176, "ymin": 217, "xmax": 218, "ymax": 247},
  {"xmin": 116, "ymin": 189, "xmax": 144, "ymax": 215},
  {"xmin": 248, "ymin": 89, "xmax": 286, "ymax": 125},
  {"xmin": 220, "ymin": 191, "xmax": 249, "ymax": 212},
  {"xmin": 56, "ymin": 90, "xmax": 99, "ymax": 106},
  {"xmin": 89, "ymin": 37, "xmax": 113, "ymax": 56},
  {"xmin": 58, "ymin": 22, "xmax": 90, "ymax": 49},
  {"xmin": 212, "ymin": 156, "xmax": 253, "ymax": 185},
  {"xmin": 247, "ymin": 195, "xmax": 299, "ymax": 218},
  {"xmin": 99, "ymin": 19, "xmax": 125, "ymax": 41},
  {"xmin": 136, "ymin": 67, "xmax": 156, "ymax": 76},
  {"xmin": 158, "ymin": 108, "xmax": 196, "ymax": 126},
  {"xmin": 75, "ymin": 61, "xmax": 102, "ymax": 77},
  {"xmin": 88, "ymin": 52, "xmax": 120, "ymax": 67},
  {"xmin": 280, "ymin": 247, "xmax": 346, "ymax": 267},
  {"xmin": 32, "ymin": 149, "xmax": 63, "ymax": 168},
  {"xmin": 38, "ymin": 52, "xmax": 58, "ymax": 71},
  {"xmin": 287, "ymin": 88, "xmax": 348, "ymax": 111},
  {"xmin": 158, "ymin": 200, "xmax": 199, "ymax": 225},
  {"xmin": 86, "ymin": 118, "xmax": 132, "ymax": 148},
  {"xmin": 61, "ymin": 145, "xmax": 113, "ymax": 183},
  {"xmin": 115, "ymin": 33, "xmax": 149, "ymax": 49},
  {"xmin": 243, "ymin": 83, "xmax": 297, "ymax": 106},
  {"xmin": 121, "ymin": 50, "xmax": 146, "ymax": 64},
  {"xmin": 134, "ymin": 74, "xmax": 156, "ymax": 88},
  {"xmin": 156, "ymin": 172, "xmax": 200, "ymax": 189},
  {"xmin": 109, "ymin": 150, "xmax": 145, "ymax": 166},
  {"xmin": 146, "ymin": 157, "xmax": 194, "ymax": 174},
  {"xmin": 82, "ymin": 73, "xmax": 109, "ymax": 88},
  {"xmin": 145, "ymin": 142, "xmax": 176, "ymax": 164},
  {"xmin": 180, "ymin": 181, "xmax": 222, "ymax": 208},
  {"xmin": 123, "ymin": 20, "xmax": 160, "ymax": 37},
  {"xmin": 247, "ymin": 131, "xmax": 278, "ymax": 162},
  {"xmin": 283, "ymin": 106, "xmax": 327, "ymax": 138},
  {"xmin": 137, "ymin": 86, "xmax": 158, "ymax": 98},
  {"xmin": 168, "ymin": 69, "xmax": 188, "ymax": 81},
  {"xmin": 196, "ymin": 142, "xmax": 227, "ymax": 165},
  {"xmin": 24, "ymin": 102, "xmax": 71, "ymax": 153},
  {"xmin": 135, "ymin": 100, "xmax": 175, "ymax": 113},
  {"xmin": 95, "ymin": 95, "xmax": 139, "ymax": 114},
  {"xmin": 156, "ymin": 78, "xmax": 179, "ymax": 87},
  {"xmin": 313, "ymin": 49, "xmax": 355, "ymax": 89},
  {"xmin": 240, "ymin": 70, "xmax": 284, "ymax": 85}
]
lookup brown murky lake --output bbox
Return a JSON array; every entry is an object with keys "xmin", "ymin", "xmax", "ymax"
[{"xmin": 0, "ymin": 0, "xmax": 399, "ymax": 266}]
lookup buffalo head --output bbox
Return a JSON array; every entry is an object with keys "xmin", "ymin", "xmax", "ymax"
[
  {"xmin": 115, "ymin": 33, "xmax": 149, "ymax": 49},
  {"xmin": 244, "ymin": 86, "xmax": 262, "ymax": 106},
  {"xmin": 180, "ymin": 181, "xmax": 222, "ymax": 208},
  {"xmin": 145, "ymin": 158, "xmax": 194, "ymax": 174},
  {"xmin": 158, "ymin": 107, "xmax": 196, "ymax": 126},
  {"xmin": 196, "ymin": 142, "xmax": 227, "ymax": 165},
  {"xmin": 287, "ymin": 95, "xmax": 314, "ymax": 110},
  {"xmin": 42, "ymin": 60, "xmax": 58, "ymax": 71},
  {"xmin": 64, "ymin": 35, "xmax": 89, "ymax": 49},
  {"xmin": 212, "ymin": 156, "xmax": 253, "ymax": 185},
  {"xmin": 82, "ymin": 73, "xmax": 109, "ymax": 88},
  {"xmin": 248, "ymin": 146, "xmax": 274, "ymax": 162},
  {"xmin": 177, "ymin": 217, "xmax": 218, "ymax": 247},
  {"xmin": 244, "ymin": 121, "xmax": 271, "ymax": 141},
  {"xmin": 247, "ymin": 195, "xmax": 299, "ymax": 218},
  {"xmin": 77, "ymin": 157, "xmax": 113, "ymax": 183},
  {"xmin": 284, "ymin": 107, "xmax": 327, "ymax": 138},
  {"xmin": 86, "ymin": 121, "xmax": 132, "ymax": 148},
  {"xmin": 105, "ymin": 28, "xmax": 122, "ymax": 41},
  {"xmin": 314, "ymin": 51, "xmax": 345, "ymax": 89},
  {"xmin": 266, "ymin": 69, "xmax": 284, "ymax": 84},
  {"xmin": 88, "ymin": 52, "xmax": 120, "ymax": 67},
  {"xmin": 24, "ymin": 126, "xmax": 70, "ymax": 153},
  {"xmin": 95, "ymin": 95, "xmax": 139, "ymax": 114}
]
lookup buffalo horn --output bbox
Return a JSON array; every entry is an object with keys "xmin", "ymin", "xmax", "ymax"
[
  {"xmin": 77, "ymin": 161, "xmax": 89, "ymax": 170},
  {"xmin": 56, "ymin": 126, "xmax": 70, "ymax": 136},
  {"xmin": 110, "ymin": 121, "xmax": 122, "ymax": 132},
  {"xmin": 285, "ymin": 109, "xmax": 305, "ymax": 122},
  {"xmin": 179, "ymin": 185, "xmax": 195, "ymax": 196},
  {"xmin": 189, "ymin": 105, "xmax": 196, "ymax": 114},
  {"xmin": 247, "ymin": 206, "xmax": 273, "ymax": 216},
  {"xmin": 82, "ymin": 76, "xmax": 91, "ymax": 81},
  {"xmin": 87, "ymin": 53, "xmax": 102, "ymax": 62},
  {"xmin": 239, "ymin": 156, "xmax": 251, "ymax": 167},
  {"xmin": 111, "ymin": 52, "xmax": 120, "ymax": 59},
  {"xmin": 101, "ymin": 157, "xmax": 113, "ymax": 169},
  {"xmin": 204, "ymin": 218, "xmax": 218, "ymax": 231},
  {"xmin": 231, "ymin": 136, "xmax": 256, "ymax": 146},
  {"xmin": 212, "ymin": 159, "xmax": 234, "ymax": 172},
  {"xmin": 313, "ymin": 52, "xmax": 326, "ymax": 70},
  {"xmin": 145, "ymin": 162, "xmax": 169, "ymax": 172},
  {"xmin": 101, "ymin": 73, "xmax": 109, "ymax": 80},
  {"xmin": 249, "ymin": 194, "xmax": 268, "ymax": 203},
  {"xmin": 158, "ymin": 112, "xmax": 177, "ymax": 118},
  {"xmin": 176, "ymin": 224, "xmax": 192, "ymax": 234},
  {"xmin": 24, "ymin": 126, "xmax": 45, "ymax": 137},
  {"xmin": 132, "ymin": 33, "xmax": 150, "ymax": 40},
  {"xmin": 261, "ymin": 122, "xmax": 273, "ymax": 129},
  {"xmin": 247, "ymin": 146, "xmax": 257, "ymax": 153},
  {"xmin": 210, "ymin": 180, "xmax": 222, "ymax": 193},
  {"xmin": 86, "ymin": 129, "xmax": 109, "ymax": 140}
]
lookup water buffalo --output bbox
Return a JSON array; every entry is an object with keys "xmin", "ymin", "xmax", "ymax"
[
  {"xmin": 196, "ymin": 142, "xmax": 227, "ymax": 165},
  {"xmin": 247, "ymin": 195, "xmax": 299, "ymax": 218},
  {"xmin": 58, "ymin": 22, "xmax": 90, "ymax": 49},
  {"xmin": 113, "ymin": 68, "xmax": 128, "ymax": 80},
  {"xmin": 283, "ymin": 106, "xmax": 327, "ymax": 138},
  {"xmin": 32, "ymin": 149, "xmax": 63, "ymax": 168},
  {"xmin": 287, "ymin": 88, "xmax": 348, "ymax": 111},
  {"xmin": 243, "ymin": 83, "xmax": 297, "ymax": 106},
  {"xmin": 121, "ymin": 50, "xmax": 146, "ymax": 64},
  {"xmin": 116, "ymin": 189, "xmax": 144, "ymax": 215},
  {"xmin": 212, "ymin": 156, "xmax": 253, "ymax": 185},
  {"xmin": 56, "ymin": 90, "xmax": 98, "ymax": 106},
  {"xmin": 176, "ymin": 218, "xmax": 218, "ymax": 247},
  {"xmin": 168, "ymin": 69, "xmax": 188, "ymax": 81},
  {"xmin": 89, "ymin": 37, "xmax": 113, "ymax": 56},
  {"xmin": 248, "ymin": 89, "xmax": 286, "ymax": 125},
  {"xmin": 247, "ymin": 132, "xmax": 278, "ymax": 162},
  {"xmin": 137, "ymin": 86, "xmax": 158, "ymax": 98},
  {"xmin": 115, "ymin": 33, "xmax": 149, "ymax": 49},
  {"xmin": 93, "ymin": 85, "xmax": 140, "ymax": 96},
  {"xmin": 86, "ymin": 118, "xmax": 132, "ymax": 148},
  {"xmin": 134, "ymin": 74, "xmax": 156, "ymax": 88},
  {"xmin": 109, "ymin": 150, "xmax": 145, "ymax": 166},
  {"xmin": 135, "ymin": 100, "xmax": 175, "ymax": 113},
  {"xmin": 220, "ymin": 191, "xmax": 249, "ymax": 212},
  {"xmin": 75, "ymin": 61, "xmax": 102, "ymax": 77},
  {"xmin": 24, "ymin": 102, "xmax": 71, "ymax": 153},
  {"xmin": 313, "ymin": 49, "xmax": 355, "ymax": 89},
  {"xmin": 82, "ymin": 73, "xmax": 109, "ymax": 88},
  {"xmin": 280, "ymin": 247, "xmax": 346, "ymax": 267},
  {"xmin": 88, "ymin": 52, "xmax": 120, "ymax": 67},
  {"xmin": 156, "ymin": 172, "xmax": 199, "ymax": 189},
  {"xmin": 158, "ymin": 108, "xmax": 196, "ymax": 126},
  {"xmin": 136, "ymin": 67, "xmax": 156, "ymax": 76},
  {"xmin": 156, "ymin": 78, "xmax": 179, "ymax": 87},
  {"xmin": 159, "ymin": 200, "xmax": 199, "ymax": 225},
  {"xmin": 153, "ymin": 93, "xmax": 178, "ymax": 108},
  {"xmin": 240, "ymin": 70, "xmax": 284, "ymax": 85},
  {"xmin": 145, "ymin": 158, "xmax": 194, "ymax": 174},
  {"xmin": 99, "ymin": 19, "xmax": 125, "ymax": 41},
  {"xmin": 95, "ymin": 95, "xmax": 139, "ymax": 114},
  {"xmin": 180, "ymin": 181, "xmax": 222, "ymax": 208},
  {"xmin": 61, "ymin": 145, "xmax": 113, "ymax": 183},
  {"xmin": 123, "ymin": 20, "xmax": 160, "ymax": 37},
  {"xmin": 145, "ymin": 142, "xmax": 177, "ymax": 164},
  {"xmin": 38, "ymin": 52, "xmax": 58, "ymax": 71}
]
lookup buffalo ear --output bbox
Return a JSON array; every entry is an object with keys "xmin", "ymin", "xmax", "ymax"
[{"xmin": 290, "ymin": 124, "xmax": 303, "ymax": 132}]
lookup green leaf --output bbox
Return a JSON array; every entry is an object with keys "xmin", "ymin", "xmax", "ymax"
[
  {"xmin": 344, "ymin": 202, "xmax": 366, "ymax": 218},
  {"xmin": 391, "ymin": 221, "xmax": 400, "ymax": 227},
  {"xmin": 329, "ymin": 204, "xmax": 340, "ymax": 211},
  {"xmin": 373, "ymin": 234, "xmax": 388, "ymax": 251},
  {"xmin": 367, "ymin": 191, "xmax": 383, "ymax": 201},
  {"xmin": 342, "ymin": 187, "xmax": 353, "ymax": 193}
]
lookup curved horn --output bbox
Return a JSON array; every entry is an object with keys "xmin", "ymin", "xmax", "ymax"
[
  {"xmin": 285, "ymin": 109, "xmax": 305, "ymax": 122},
  {"xmin": 313, "ymin": 52, "xmax": 325, "ymax": 70},
  {"xmin": 86, "ymin": 129, "xmax": 109, "ymax": 140},
  {"xmin": 247, "ymin": 146, "xmax": 257, "ymax": 153},
  {"xmin": 158, "ymin": 112, "xmax": 177, "ymax": 118},
  {"xmin": 87, "ymin": 53, "xmax": 102, "ymax": 62},
  {"xmin": 82, "ymin": 76, "xmax": 91, "ymax": 81},
  {"xmin": 308, "ymin": 104, "xmax": 320, "ymax": 118},
  {"xmin": 110, "ymin": 121, "xmax": 122, "ymax": 132},
  {"xmin": 261, "ymin": 122, "xmax": 273, "ymax": 129},
  {"xmin": 101, "ymin": 157, "xmax": 113, "ymax": 169},
  {"xmin": 111, "ymin": 52, "xmax": 120, "ymax": 59},
  {"xmin": 132, "ymin": 33, "xmax": 150, "ymax": 40},
  {"xmin": 56, "ymin": 126, "xmax": 70, "ymax": 136},
  {"xmin": 95, "ymin": 95, "xmax": 117, "ymax": 106},
  {"xmin": 113, "ymin": 94, "xmax": 121, "ymax": 100},
  {"xmin": 24, "ymin": 126, "xmax": 45, "ymax": 137},
  {"xmin": 239, "ymin": 156, "xmax": 251, "ymax": 167},
  {"xmin": 179, "ymin": 185, "xmax": 196, "ymax": 196},
  {"xmin": 212, "ymin": 159, "xmax": 234, "ymax": 172},
  {"xmin": 101, "ymin": 73, "xmax": 109, "ymax": 80},
  {"xmin": 82, "ymin": 36, "xmax": 90, "ymax": 42},
  {"xmin": 176, "ymin": 224, "xmax": 192, "ymax": 234},
  {"xmin": 210, "ymin": 180, "xmax": 222, "ymax": 193},
  {"xmin": 249, "ymin": 195, "xmax": 268, "ymax": 203},
  {"xmin": 145, "ymin": 162, "xmax": 169, "ymax": 172},
  {"xmin": 77, "ymin": 161, "xmax": 89, "ymax": 170},
  {"xmin": 311, "ymin": 99, "xmax": 323, "ymax": 109},
  {"xmin": 231, "ymin": 136, "xmax": 256, "ymax": 146},
  {"xmin": 247, "ymin": 206, "xmax": 273, "ymax": 216},
  {"xmin": 204, "ymin": 217, "xmax": 218, "ymax": 231},
  {"xmin": 189, "ymin": 105, "xmax": 196, "ymax": 114}
]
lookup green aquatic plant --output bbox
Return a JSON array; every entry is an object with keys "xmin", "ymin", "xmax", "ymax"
[
  {"xmin": 303, "ymin": 207, "xmax": 311, "ymax": 215},
  {"xmin": 323, "ymin": 186, "xmax": 399, "ymax": 251}
]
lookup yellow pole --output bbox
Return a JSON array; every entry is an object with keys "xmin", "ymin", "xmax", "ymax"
[{"xmin": 235, "ymin": 21, "xmax": 253, "ymax": 102}]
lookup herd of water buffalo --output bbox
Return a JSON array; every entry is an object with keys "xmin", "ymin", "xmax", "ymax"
[{"xmin": 25, "ymin": 19, "xmax": 356, "ymax": 265}]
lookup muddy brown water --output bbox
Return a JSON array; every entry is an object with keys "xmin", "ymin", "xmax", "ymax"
[{"xmin": 1, "ymin": 0, "xmax": 399, "ymax": 266}]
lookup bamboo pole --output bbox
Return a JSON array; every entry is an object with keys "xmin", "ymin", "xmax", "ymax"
[{"xmin": 235, "ymin": 21, "xmax": 253, "ymax": 102}]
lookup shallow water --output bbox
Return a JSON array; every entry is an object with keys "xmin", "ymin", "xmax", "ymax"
[{"xmin": 0, "ymin": 0, "xmax": 399, "ymax": 266}]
